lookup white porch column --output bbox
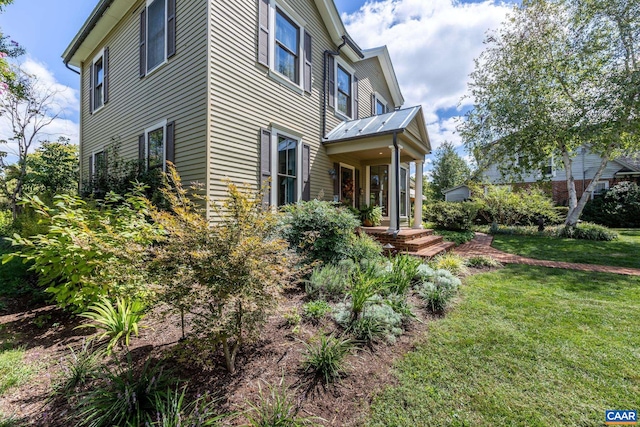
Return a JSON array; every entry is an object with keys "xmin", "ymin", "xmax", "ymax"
[
  {"xmin": 413, "ymin": 159, "xmax": 424, "ymax": 229},
  {"xmin": 387, "ymin": 144, "xmax": 403, "ymax": 233}
]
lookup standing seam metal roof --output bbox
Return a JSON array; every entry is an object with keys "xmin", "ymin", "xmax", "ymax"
[{"xmin": 324, "ymin": 106, "xmax": 422, "ymax": 143}]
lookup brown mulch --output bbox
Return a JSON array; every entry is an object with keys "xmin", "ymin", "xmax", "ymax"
[
  {"xmin": 0, "ymin": 287, "xmax": 442, "ymax": 426},
  {"xmin": 454, "ymin": 232, "xmax": 640, "ymax": 276}
]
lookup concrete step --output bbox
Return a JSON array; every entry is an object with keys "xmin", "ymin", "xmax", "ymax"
[
  {"xmin": 404, "ymin": 235, "xmax": 444, "ymax": 251},
  {"xmin": 409, "ymin": 241, "xmax": 456, "ymax": 259}
]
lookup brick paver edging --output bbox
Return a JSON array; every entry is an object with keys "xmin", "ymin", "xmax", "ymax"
[{"xmin": 454, "ymin": 233, "xmax": 640, "ymax": 277}]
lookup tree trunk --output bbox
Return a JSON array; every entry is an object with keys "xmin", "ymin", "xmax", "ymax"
[
  {"xmin": 561, "ymin": 149, "xmax": 578, "ymax": 211},
  {"xmin": 565, "ymin": 155, "xmax": 611, "ymax": 227},
  {"xmin": 222, "ymin": 337, "xmax": 235, "ymax": 374}
]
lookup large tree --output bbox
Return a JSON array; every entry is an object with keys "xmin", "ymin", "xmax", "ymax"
[
  {"xmin": 431, "ymin": 141, "xmax": 471, "ymax": 200},
  {"xmin": 459, "ymin": 0, "xmax": 640, "ymax": 226}
]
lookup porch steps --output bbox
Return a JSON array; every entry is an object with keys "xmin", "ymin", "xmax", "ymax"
[{"xmin": 362, "ymin": 227, "xmax": 455, "ymax": 259}]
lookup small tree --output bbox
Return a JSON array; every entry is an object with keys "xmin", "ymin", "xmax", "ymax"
[
  {"xmin": 431, "ymin": 141, "xmax": 471, "ymax": 200},
  {"xmin": 0, "ymin": 65, "xmax": 65, "ymax": 218},
  {"xmin": 152, "ymin": 167, "xmax": 295, "ymax": 373},
  {"xmin": 22, "ymin": 137, "xmax": 78, "ymax": 198}
]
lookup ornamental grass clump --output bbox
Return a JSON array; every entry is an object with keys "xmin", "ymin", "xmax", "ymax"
[
  {"xmin": 302, "ymin": 334, "xmax": 353, "ymax": 384},
  {"xmin": 431, "ymin": 253, "xmax": 469, "ymax": 277},
  {"xmin": 305, "ymin": 264, "xmax": 350, "ymax": 301},
  {"xmin": 245, "ymin": 379, "xmax": 322, "ymax": 427}
]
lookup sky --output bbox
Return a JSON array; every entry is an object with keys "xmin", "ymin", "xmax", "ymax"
[{"xmin": 0, "ymin": 0, "xmax": 516, "ymax": 171}]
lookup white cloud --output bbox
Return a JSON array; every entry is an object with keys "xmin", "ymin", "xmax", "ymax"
[
  {"xmin": 343, "ymin": 0, "xmax": 511, "ymax": 152},
  {"xmin": 0, "ymin": 58, "xmax": 79, "ymax": 162}
]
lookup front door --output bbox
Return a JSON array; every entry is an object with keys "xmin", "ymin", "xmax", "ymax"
[
  {"xmin": 369, "ymin": 165, "xmax": 389, "ymax": 216},
  {"xmin": 340, "ymin": 165, "xmax": 355, "ymax": 207}
]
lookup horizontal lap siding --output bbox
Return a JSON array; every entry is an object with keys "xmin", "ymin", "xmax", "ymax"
[
  {"xmin": 209, "ymin": 0, "xmax": 348, "ymax": 203},
  {"xmin": 354, "ymin": 57, "xmax": 396, "ymax": 117},
  {"xmin": 81, "ymin": 0, "xmax": 208, "ymax": 189}
]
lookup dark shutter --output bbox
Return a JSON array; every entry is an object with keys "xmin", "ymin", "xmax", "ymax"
[
  {"xmin": 103, "ymin": 47, "xmax": 110, "ymax": 104},
  {"xmin": 333, "ymin": 162, "xmax": 340, "ymax": 199},
  {"xmin": 166, "ymin": 121, "xmax": 175, "ymax": 166},
  {"xmin": 257, "ymin": 0, "xmax": 270, "ymax": 66},
  {"xmin": 372, "ymin": 93, "xmax": 376, "ymax": 116},
  {"xmin": 303, "ymin": 31, "xmax": 312, "ymax": 93},
  {"xmin": 167, "ymin": 0, "xmax": 176, "ymax": 58},
  {"xmin": 89, "ymin": 63, "xmax": 94, "ymax": 114},
  {"xmin": 138, "ymin": 134, "xmax": 145, "ymax": 169},
  {"xmin": 355, "ymin": 169, "xmax": 361, "ymax": 209},
  {"xmin": 139, "ymin": 9, "xmax": 147, "ymax": 77},
  {"xmin": 328, "ymin": 55, "xmax": 335, "ymax": 108},
  {"xmin": 302, "ymin": 144, "xmax": 311, "ymax": 201},
  {"xmin": 88, "ymin": 155, "xmax": 94, "ymax": 179},
  {"xmin": 260, "ymin": 129, "xmax": 272, "ymax": 206},
  {"xmin": 353, "ymin": 74, "xmax": 359, "ymax": 119},
  {"xmin": 103, "ymin": 149, "xmax": 109, "ymax": 175}
]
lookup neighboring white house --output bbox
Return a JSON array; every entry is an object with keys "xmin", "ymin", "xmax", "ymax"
[
  {"xmin": 482, "ymin": 148, "xmax": 640, "ymax": 205},
  {"xmin": 443, "ymin": 185, "xmax": 472, "ymax": 202}
]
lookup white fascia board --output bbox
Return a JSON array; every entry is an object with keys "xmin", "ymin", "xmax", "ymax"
[
  {"xmin": 314, "ymin": 0, "xmax": 361, "ymax": 61},
  {"xmin": 362, "ymin": 46, "xmax": 405, "ymax": 107}
]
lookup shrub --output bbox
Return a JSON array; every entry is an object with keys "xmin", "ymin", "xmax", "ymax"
[
  {"xmin": 335, "ymin": 297, "xmax": 404, "ymax": 343},
  {"xmin": 434, "ymin": 229, "xmax": 476, "ymax": 245},
  {"xmin": 5, "ymin": 189, "xmax": 162, "ymax": 312},
  {"xmin": 558, "ymin": 223, "xmax": 618, "ymax": 241},
  {"xmin": 358, "ymin": 205, "xmax": 383, "ymax": 227},
  {"xmin": 416, "ymin": 270, "xmax": 461, "ymax": 314},
  {"xmin": 305, "ymin": 264, "xmax": 350, "ymax": 301},
  {"xmin": 54, "ymin": 340, "xmax": 102, "ymax": 397},
  {"xmin": 245, "ymin": 379, "xmax": 322, "ymax": 427},
  {"xmin": 345, "ymin": 233, "xmax": 383, "ymax": 263},
  {"xmin": 487, "ymin": 224, "xmax": 560, "ymax": 237},
  {"xmin": 77, "ymin": 297, "xmax": 146, "ymax": 354},
  {"xmin": 430, "ymin": 253, "xmax": 468, "ymax": 276},
  {"xmin": 151, "ymin": 170, "xmax": 294, "ymax": 374},
  {"xmin": 280, "ymin": 200, "xmax": 359, "ymax": 264},
  {"xmin": 582, "ymin": 181, "xmax": 640, "ymax": 228},
  {"xmin": 465, "ymin": 256, "xmax": 502, "ymax": 269},
  {"xmin": 302, "ymin": 300, "xmax": 332, "ymax": 323},
  {"xmin": 474, "ymin": 185, "xmax": 561, "ymax": 226},
  {"xmin": 425, "ymin": 201, "xmax": 480, "ymax": 231},
  {"xmin": 302, "ymin": 334, "xmax": 353, "ymax": 384},
  {"xmin": 76, "ymin": 357, "xmax": 174, "ymax": 427},
  {"xmin": 0, "ymin": 211, "xmax": 11, "ymax": 237}
]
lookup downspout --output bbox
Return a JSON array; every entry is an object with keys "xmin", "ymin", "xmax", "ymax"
[
  {"xmin": 65, "ymin": 63, "xmax": 81, "ymax": 75},
  {"xmin": 393, "ymin": 132, "xmax": 400, "ymax": 234},
  {"xmin": 323, "ymin": 37, "xmax": 348, "ymax": 139}
]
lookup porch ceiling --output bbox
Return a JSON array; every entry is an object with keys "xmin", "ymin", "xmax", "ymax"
[{"xmin": 324, "ymin": 106, "xmax": 431, "ymax": 160}]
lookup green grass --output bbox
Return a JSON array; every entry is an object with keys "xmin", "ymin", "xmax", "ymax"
[
  {"xmin": 368, "ymin": 265, "xmax": 640, "ymax": 426},
  {"xmin": 491, "ymin": 229, "xmax": 640, "ymax": 269},
  {"xmin": 0, "ymin": 346, "xmax": 34, "ymax": 396}
]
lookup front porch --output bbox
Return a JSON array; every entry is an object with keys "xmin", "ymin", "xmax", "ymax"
[{"xmin": 362, "ymin": 227, "xmax": 455, "ymax": 258}]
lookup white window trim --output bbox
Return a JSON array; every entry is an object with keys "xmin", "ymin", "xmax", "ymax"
[
  {"xmin": 373, "ymin": 92, "xmax": 389, "ymax": 115},
  {"xmin": 267, "ymin": 0, "xmax": 306, "ymax": 93},
  {"xmin": 92, "ymin": 48, "xmax": 105, "ymax": 114},
  {"xmin": 270, "ymin": 124, "xmax": 303, "ymax": 207},
  {"xmin": 592, "ymin": 180, "xmax": 609, "ymax": 196},
  {"xmin": 400, "ymin": 166, "xmax": 409, "ymax": 218},
  {"xmin": 334, "ymin": 57, "xmax": 355, "ymax": 120},
  {"xmin": 145, "ymin": 0, "xmax": 169, "ymax": 76},
  {"xmin": 91, "ymin": 150, "xmax": 105, "ymax": 176},
  {"xmin": 145, "ymin": 119, "xmax": 168, "ymax": 171}
]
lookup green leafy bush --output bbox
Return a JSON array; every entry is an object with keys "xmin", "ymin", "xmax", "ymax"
[
  {"xmin": 280, "ymin": 200, "xmax": 359, "ymax": 264},
  {"xmin": 474, "ymin": 185, "xmax": 561, "ymax": 226},
  {"xmin": 346, "ymin": 233, "xmax": 383, "ymax": 263},
  {"xmin": 582, "ymin": 181, "xmax": 640, "ymax": 228},
  {"xmin": 0, "ymin": 211, "xmax": 11, "ymax": 237},
  {"xmin": 334, "ymin": 296, "xmax": 404, "ymax": 343},
  {"xmin": 358, "ymin": 205, "xmax": 383, "ymax": 226},
  {"xmin": 465, "ymin": 256, "xmax": 502, "ymax": 269},
  {"xmin": 302, "ymin": 334, "xmax": 353, "ymax": 384},
  {"xmin": 305, "ymin": 264, "xmax": 350, "ymax": 301},
  {"xmin": 486, "ymin": 224, "xmax": 560, "ymax": 237},
  {"xmin": 434, "ymin": 229, "xmax": 476, "ymax": 245},
  {"xmin": 415, "ymin": 270, "xmax": 462, "ymax": 313},
  {"xmin": 425, "ymin": 201, "xmax": 480, "ymax": 231},
  {"xmin": 302, "ymin": 300, "xmax": 332, "ymax": 323},
  {"xmin": 77, "ymin": 297, "xmax": 146, "ymax": 354},
  {"xmin": 5, "ymin": 189, "xmax": 162, "ymax": 311},
  {"xmin": 558, "ymin": 223, "xmax": 618, "ymax": 241}
]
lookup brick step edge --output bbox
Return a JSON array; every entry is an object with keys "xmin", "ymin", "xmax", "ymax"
[
  {"xmin": 403, "ymin": 235, "xmax": 444, "ymax": 250},
  {"xmin": 408, "ymin": 241, "xmax": 456, "ymax": 259}
]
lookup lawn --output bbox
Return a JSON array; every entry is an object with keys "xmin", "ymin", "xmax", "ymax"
[
  {"xmin": 491, "ymin": 229, "xmax": 640, "ymax": 269},
  {"xmin": 368, "ymin": 265, "xmax": 640, "ymax": 426}
]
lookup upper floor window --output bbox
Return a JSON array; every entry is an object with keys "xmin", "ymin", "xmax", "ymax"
[
  {"xmin": 337, "ymin": 65, "xmax": 352, "ymax": 118},
  {"xmin": 140, "ymin": 0, "xmax": 176, "ymax": 77},
  {"xmin": 257, "ymin": 0, "xmax": 312, "ymax": 93},
  {"xmin": 373, "ymin": 93, "xmax": 389, "ymax": 115},
  {"xmin": 89, "ymin": 48, "xmax": 109, "ymax": 114}
]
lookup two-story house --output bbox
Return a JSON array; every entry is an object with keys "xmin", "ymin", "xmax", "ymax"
[{"xmin": 62, "ymin": 0, "xmax": 432, "ymax": 231}]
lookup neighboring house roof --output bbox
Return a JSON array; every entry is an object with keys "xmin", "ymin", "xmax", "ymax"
[
  {"xmin": 324, "ymin": 106, "xmax": 427, "ymax": 144},
  {"xmin": 442, "ymin": 184, "xmax": 471, "ymax": 195},
  {"xmin": 615, "ymin": 156, "xmax": 640, "ymax": 172},
  {"xmin": 362, "ymin": 46, "xmax": 404, "ymax": 107}
]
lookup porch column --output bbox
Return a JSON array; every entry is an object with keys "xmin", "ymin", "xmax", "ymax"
[
  {"xmin": 387, "ymin": 143, "xmax": 403, "ymax": 233},
  {"xmin": 413, "ymin": 159, "xmax": 424, "ymax": 229}
]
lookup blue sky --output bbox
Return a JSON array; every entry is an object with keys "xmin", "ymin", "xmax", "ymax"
[{"xmin": 0, "ymin": 0, "xmax": 516, "ymax": 170}]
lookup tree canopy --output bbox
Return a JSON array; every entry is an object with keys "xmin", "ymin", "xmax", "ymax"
[
  {"xmin": 459, "ymin": 0, "xmax": 640, "ymax": 225},
  {"xmin": 430, "ymin": 141, "xmax": 471, "ymax": 200}
]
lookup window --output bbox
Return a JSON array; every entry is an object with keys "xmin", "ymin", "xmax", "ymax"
[
  {"xmin": 145, "ymin": 121, "xmax": 166, "ymax": 170},
  {"xmin": 337, "ymin": 65, "xmax": 352, "ymax": 118},
  {"xmin": 277, "ymin": 135, "xmax": 298, "ymax": 206},
  {"xmin": 257, "ymin": 0, "xmax": 311, "ymax": 93},
  {"xmin": 93, "ymin": 55, "xmax": 104, "ymax": 111},
  {"xmin": 542, "ymin": 157, "xmax": 556, "ymax": 177},
  {"xmin": 593, "ymin": 181, "xmax": 609, "ymax": 196},
  {"xmin": 141, "ymin": 0, "xmax": 175, "ymax": 76},
  {"xmin": 400, "ymin": 167, "xmax": 408, "ymax": 217},
  {"xmin": 373, "ymin": 93, "xmax": 388, "ymax": 115},
  {"xmin": 92, "ymin": 151, "xmax": 106, "ymax": 177},
  {"xmin": 376, "ymin": 99, "xmax": 387, "ymax": 115}
]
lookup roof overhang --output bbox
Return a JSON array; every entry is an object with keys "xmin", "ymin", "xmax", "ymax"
[
  {"xmin": 313, "ymin": 0, "xmax": 364, "ymax": 62},
  {"xmin": 63, "ymin": 0, "xmax": 132, "ymax": 67},
  {"xmin": 362, "ymin": 46, "xmax": 404, "ymax": 107}
]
